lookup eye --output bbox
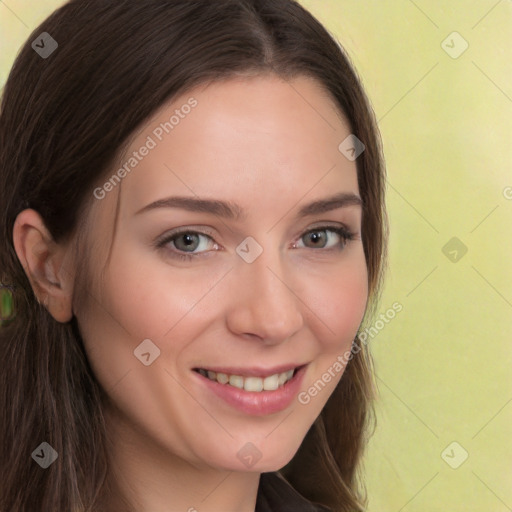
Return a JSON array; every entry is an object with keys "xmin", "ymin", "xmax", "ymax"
[
  {"xmin": 155, "ymin": 224, "xmax": 356, "ymax": 262},
  {"xmin": 294, "ymin": 226, "xmax": 354, "ymax": 251},
  {"xmin": 156, "ymin": 229, "xmax": 218, "ymax": 261}
]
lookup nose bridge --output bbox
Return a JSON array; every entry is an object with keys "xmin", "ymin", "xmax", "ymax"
[{"xmin": 227, "ymin": 245, "xmax": 304, "ymax": 342}]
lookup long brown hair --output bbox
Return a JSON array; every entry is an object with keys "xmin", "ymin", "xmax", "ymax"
[{"xmin": 0, "ymin": 0, "xmax": 387, "ymax": 510}]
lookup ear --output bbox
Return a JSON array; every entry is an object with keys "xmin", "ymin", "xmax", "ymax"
[{"xmin": 12, "ymin": 209, "xmax": 75, "ymax": 323}]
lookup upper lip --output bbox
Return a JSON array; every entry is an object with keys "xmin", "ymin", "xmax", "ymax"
[{"xmin": 193, "ymin": 363, "xmax": 307, "ymax": 378}]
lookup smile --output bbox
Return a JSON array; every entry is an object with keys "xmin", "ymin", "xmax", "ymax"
[
  {"xmin": 192, "ymin": 364, "xmax": 308, "ymax": 415},
  {"xmin": 194, "ymin": 368, "xmax": 296, "ymax": 392}
]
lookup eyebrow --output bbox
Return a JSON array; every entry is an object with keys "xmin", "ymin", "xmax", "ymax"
[{"xmin": 134, "ymin": 192, "xmax": 362, "ymax": 221}]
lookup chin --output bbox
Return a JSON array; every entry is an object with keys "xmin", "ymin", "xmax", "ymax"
[{"xmin": 199, "ymin": 438, "xmax": 300, "ymax": 473}]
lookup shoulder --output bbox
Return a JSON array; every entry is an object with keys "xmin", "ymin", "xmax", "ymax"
[{"xmin": 255, "ymin": 471, "xmax": 333, "ymax": 512}]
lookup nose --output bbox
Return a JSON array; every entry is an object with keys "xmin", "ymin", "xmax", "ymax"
[{"xmin": 225, "ymin": 253, "xmax": 304, "ymax": 345}]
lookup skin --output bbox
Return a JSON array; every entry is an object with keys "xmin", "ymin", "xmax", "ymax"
[{"xmin": 13, "ymin": 74, "xmax": 368, "ymax": 512}]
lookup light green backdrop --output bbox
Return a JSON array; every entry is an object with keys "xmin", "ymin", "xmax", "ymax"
[{"xmin": 1, "ymin": 1, "xmax": 511, "ymax": 511}]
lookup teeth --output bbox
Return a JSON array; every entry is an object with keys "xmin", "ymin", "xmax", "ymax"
[
  {"xmin": 198, "ymin": 368, "xmax": 296, "ymax": 392},
  {"xmin": 229, "ymin": 375, "xmax": 244, "ymax": 389},
  {"xmin": 216, "ymin": 372, "xmax": 229, "ymax": 384},
  {"xmin": 244, "ymin": 377, "xmax": 263, "ymax": 392},
  {"xmin": 263, "ymin": 374, "xmax": 279, "ymax": 391}
]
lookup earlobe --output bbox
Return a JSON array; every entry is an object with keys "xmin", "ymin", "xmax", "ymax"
[{"xmin": 12, "ymin": 209, "xmax": 75, "ymax": 323}]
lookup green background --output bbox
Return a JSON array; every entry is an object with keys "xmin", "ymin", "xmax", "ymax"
[{"xmin": 1, "ymin": 1, "xmax": 511, "ymax": 510}]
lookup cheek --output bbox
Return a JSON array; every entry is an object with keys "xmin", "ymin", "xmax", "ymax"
[
  {"xmin": 294, "ymin": 258, "xmax": 367, "ymax": 418},
  {"xmin": 83, "ymin": 248, "xmax": 229, "ymax": 389},
  {"xmin": 97, "ymin": 250, "xmax": 215, "ymax": 340},
  {"xmin": 301, "ymin": 253, "xmax": 368, "ymax": 349}
]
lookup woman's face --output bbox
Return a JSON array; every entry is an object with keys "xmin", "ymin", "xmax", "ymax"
[{"xmin": 76, "ymin": 74, "xmax": 368, "ymax": 473}]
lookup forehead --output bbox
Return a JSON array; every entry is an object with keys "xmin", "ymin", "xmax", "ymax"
[{"xmin": 109, "ymin": 74, "xmax": 360, "ymax": 219}]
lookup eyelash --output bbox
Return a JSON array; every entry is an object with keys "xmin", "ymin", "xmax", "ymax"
[{"xmin": 155, "ymin": 225, "xmax": 356, "ymax": 262}]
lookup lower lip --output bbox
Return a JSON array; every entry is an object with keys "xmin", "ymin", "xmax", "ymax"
[{"xmin": 193, "ymin": 366, "xmax": 307, "ymax": 416}]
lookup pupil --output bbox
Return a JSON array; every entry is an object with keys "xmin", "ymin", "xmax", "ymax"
[
  {"xmin": 177, "ymin": 233, "xmax": 198, "ymax": 250},
  {"xmin": 310, "ymin": 232, "xmax": 324, "ymax": 246}
]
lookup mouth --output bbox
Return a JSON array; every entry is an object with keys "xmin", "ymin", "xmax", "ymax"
[
  {"xmin": 192, "ymin": 363, "xmax": 308, "ymax": 415},
  {"xmin": 192, "ymin": 366, "xmax": 302, "ymax": 392}
]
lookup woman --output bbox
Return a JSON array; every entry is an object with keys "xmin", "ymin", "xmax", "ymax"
[{"xmin": 0, "ymin": 0, "xmax": 387, "ymax": 510}]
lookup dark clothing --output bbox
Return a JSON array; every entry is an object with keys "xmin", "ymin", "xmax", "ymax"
[{"xmin": 255, "ymin": 472, "xmax": 333, "ymax": 512}]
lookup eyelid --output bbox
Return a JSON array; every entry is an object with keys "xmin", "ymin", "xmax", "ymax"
[
  {"xmin": 298, "ymin": 221, "xmax": 353, "ymax": 236},
  {"xmin": 154, "ymin": 226, "xmax": 216, "ymax": 246}
]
